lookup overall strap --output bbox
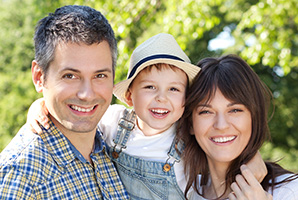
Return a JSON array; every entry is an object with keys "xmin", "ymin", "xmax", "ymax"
[
  {"xmin": 163, "ymin": 137, "xmax": 185, "ymax": 172},
  {"xmin": 168, "ymin": 137, "xmax": 185, "ymax": 160},
  {"xmin": 112, "ymin": 109, "xmax": 136, "ymax": 159}
]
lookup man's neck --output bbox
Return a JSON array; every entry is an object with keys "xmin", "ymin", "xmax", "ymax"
[
  {"xmin": 50, "ymin": 116, "xmax": 96, "ymax": 163},
  {"xmin": 66, "ymin": 133, "xmax": 95, "ymax": 163}
]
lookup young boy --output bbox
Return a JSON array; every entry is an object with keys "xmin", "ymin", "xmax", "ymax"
[{"xmin": 28, "ymin": 33, "xmax": 201, "ymax": 199}]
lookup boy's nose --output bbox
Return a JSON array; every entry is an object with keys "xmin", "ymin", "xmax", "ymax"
[{"xmin": 155, "ymin": 91, "xmax": 167, "ymax": 102}]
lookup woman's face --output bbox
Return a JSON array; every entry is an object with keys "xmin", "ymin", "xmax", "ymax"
[{"xmin": 191, "ymin": 89, "xmax": 252, "ymax": 166}]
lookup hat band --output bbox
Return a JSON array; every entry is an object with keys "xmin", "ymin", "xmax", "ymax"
[{"xmin": 128, "ymin": 54, "xmax": 185, "ymax": 79}]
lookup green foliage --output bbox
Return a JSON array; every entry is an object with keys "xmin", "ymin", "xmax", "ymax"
[
  {"xmin": 233, "ymin": 0, "xmax": 297, "ymax": 74},
  {"xmin": 0, "ymin": 0, "xmax": 297, "ymax": 172},
  {"xmin": 261, "ymin": 142, "xmax": 298, "ymax": 172}
]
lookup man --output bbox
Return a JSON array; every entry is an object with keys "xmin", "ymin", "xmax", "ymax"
[{"xmin": 0, "ymin": 5, "xmax": 129, "ymax": 199}]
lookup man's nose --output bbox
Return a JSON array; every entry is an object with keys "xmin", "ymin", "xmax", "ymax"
[{"xmin": 77, "ymin": 80, "xmax": 96, "ymax": 101}]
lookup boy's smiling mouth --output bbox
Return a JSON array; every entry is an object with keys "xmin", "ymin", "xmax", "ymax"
[{"xmin": 150, "ymin": 108, "xmax": 170, "ymax": 117}]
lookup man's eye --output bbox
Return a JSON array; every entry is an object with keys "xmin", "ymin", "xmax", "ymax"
[
  {"xmin": 62, "ymin": 74, "xmax": 75, "ymax": 79},
  {"xmin": 95, "ymin": 74, "xmax": 107, "ymax": 79}
]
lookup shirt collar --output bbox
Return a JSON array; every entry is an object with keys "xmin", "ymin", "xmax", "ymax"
[
  {"xmin": 65, "ymin": 127, "xmax": 105, "ymax": 163},
  {"xmin": 40, "ymin": 120, "xmax": 105, "ymax": 166}
]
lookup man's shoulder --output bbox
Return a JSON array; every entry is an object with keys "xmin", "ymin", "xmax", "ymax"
[
  {"xmin": 1, "ymin": 124, "xmax": 39, "ymax": 162},
  {"xmin": 0, "ymin": 124, "xmax": 59, "ymax": 182}
]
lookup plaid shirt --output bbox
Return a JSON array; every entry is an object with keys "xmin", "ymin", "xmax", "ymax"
[{"xmin": 0, "ymin": 121, "xmax": 129, "ymax": 200}]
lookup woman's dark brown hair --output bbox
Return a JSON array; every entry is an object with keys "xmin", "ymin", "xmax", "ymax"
[{"xmin": 177, "ymin": 54, "xmax": 298, "ymax": 198}]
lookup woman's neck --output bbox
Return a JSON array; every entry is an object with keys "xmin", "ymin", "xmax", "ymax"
[{"xmin": 204, "ymin": 161, "xmax": 232, "ymax": 199}]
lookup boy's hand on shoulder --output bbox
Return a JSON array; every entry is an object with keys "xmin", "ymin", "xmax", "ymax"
[{"xmin": 26, "ymin": 98, "xmax": 49, "ymax": 134}]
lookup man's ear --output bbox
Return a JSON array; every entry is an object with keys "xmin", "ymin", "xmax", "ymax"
[
  {"xmin": 31, "ymin": 60, "xmax": 44, "ymax": 93},
  {"xmin": 124, "ymin": 90, "xmax": 134, "ymax": 107}
]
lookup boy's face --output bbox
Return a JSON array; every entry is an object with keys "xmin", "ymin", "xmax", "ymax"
[{"xmin": 126, "ymin": 66, "xmax": 187, "ymax": 136}]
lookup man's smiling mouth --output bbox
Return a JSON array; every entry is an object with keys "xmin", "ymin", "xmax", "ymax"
[{"xmin": 70, "ymin": 105, "xmax": 96, "ymax": 113}]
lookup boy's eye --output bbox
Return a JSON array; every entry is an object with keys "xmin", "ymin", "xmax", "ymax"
[
  {"xmin": 169, "ymin": 87, "xmax": 179, "ymax": 92},
  {"xmin": 144, "ymin": 85, "xmax": 155, "ymax": 90},
  {"xmin": 62, "ymin": 74, "xmax": 75, "ymax": 79}
]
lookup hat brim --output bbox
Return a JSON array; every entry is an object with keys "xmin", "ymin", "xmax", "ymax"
[{"xmin": 113, "ymin": 58, "xmax": 200, "ymax": 105}]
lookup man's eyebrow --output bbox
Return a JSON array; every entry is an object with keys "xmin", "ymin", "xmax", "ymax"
[
  {"xmin": 94, "ymin": 68, "xmax": 113, "ymax": 73},
  {"xmin": 61, "ymin": 68, "xmax": 80, "ymax": 73},
  {"xmin": 60, "ymin": 67, "xmax": 113, "ymax": 73}
]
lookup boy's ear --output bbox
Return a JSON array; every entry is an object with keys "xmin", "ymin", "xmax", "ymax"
[
  {"xmin": 124, "ymin": 90, "xmax": 134, "ymax": 107},
  {"xmin": 32, "ymin": 60, "xmax": 44, "ymax": 93}
]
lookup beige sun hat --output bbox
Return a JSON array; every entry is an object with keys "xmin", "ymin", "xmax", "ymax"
[{"xmin": 113, "ymin": 33, "xmax": 201, "ymax": 104}]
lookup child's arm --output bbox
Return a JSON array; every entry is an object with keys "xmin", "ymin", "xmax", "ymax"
[
  {"xmin": 26, "ymin": 98, "xmax": 49, "ymax": 134},
  {"xmin": 245, "ymin": 151, "xmax": 267, "ymax": 183},
  {"xmin": 229, "ymin": 165, "xmax": 273, "ymax": 200}
]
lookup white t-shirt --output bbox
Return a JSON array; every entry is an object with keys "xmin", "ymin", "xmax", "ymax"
[
  {"xmin": 187, "ymin": 174, "xmax": 298, "ymax": 200},
  {"xmin": 268, "ymin": 173, "xmax": 298, "ymax": 200},
  {"xmin": 99, "ymin": 104, "xmax": 187, "ymax": 191}
]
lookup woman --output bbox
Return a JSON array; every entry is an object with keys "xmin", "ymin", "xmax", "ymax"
[{"xmin": 177, "ymin": 54, "xmax": 298, "ymax": 199}]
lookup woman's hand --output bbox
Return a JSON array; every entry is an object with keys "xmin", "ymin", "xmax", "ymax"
[
  {"xmin": 228, "ymin": 165, "xmax": 273, "ymax": 200},
  {"xmin": 26, "ymin": 98, "xmax": 49, "ymax": 134}
]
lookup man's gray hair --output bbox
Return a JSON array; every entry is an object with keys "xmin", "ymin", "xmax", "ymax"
[{"xmin": 34, "ymin": 5, "xmax": 117, "ymax": 79}]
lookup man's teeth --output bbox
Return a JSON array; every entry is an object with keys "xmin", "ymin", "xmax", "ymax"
[
  {"xmin": 151, "ymin": 109, "xmax": 169, "ymax": 114},
  {"xmin": 212, "ymin": 136, "xmax": 236, "ymax": 143},
  {"xmin": 71, "ymin": 105, "xmax": 94, "ymax": 112}
]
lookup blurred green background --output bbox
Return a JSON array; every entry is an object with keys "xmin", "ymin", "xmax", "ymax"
[{"xmin": 0, "ymin": 0, "xmax": 297, "ymax": 172}]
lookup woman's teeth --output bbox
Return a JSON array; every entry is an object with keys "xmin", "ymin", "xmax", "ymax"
[{"xmin": 211, "ymin": 136, "xmax": 236, "ymax": 143}]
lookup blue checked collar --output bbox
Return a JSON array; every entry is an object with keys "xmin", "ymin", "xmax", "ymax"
[{"xmin": 40, "ymin": 120, "xmax": 105, "ymax": 166}]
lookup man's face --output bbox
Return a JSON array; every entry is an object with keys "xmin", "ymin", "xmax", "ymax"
[{"xmin": 32, "ymin": 42, "xmax": 114, "ymax": 136}]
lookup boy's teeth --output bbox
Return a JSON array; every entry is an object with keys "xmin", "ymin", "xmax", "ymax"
[
  {"xmin": 71, "ymin": 105, "xmax": 94, "ymax": 112},
  {"xmin": 212, "ymin": 136, "xmax": 236, "ymax": 143},
  {"xmin": 151, "ymin": 109, "xmax": 169, "ymax": 114}
]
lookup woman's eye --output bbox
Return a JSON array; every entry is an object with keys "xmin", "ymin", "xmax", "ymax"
[
  {"xmin": 199, "ymin": 110, "xmax": 211, "ymax": 115},
  {"xmin": 230, "ymin": 109, "xmax": 243, "ymax": 113}
]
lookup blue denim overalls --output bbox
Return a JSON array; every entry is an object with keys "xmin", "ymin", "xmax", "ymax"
[{"xmin": 107, "ymin": 109, "xmax": 185, "ymax": 200}]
